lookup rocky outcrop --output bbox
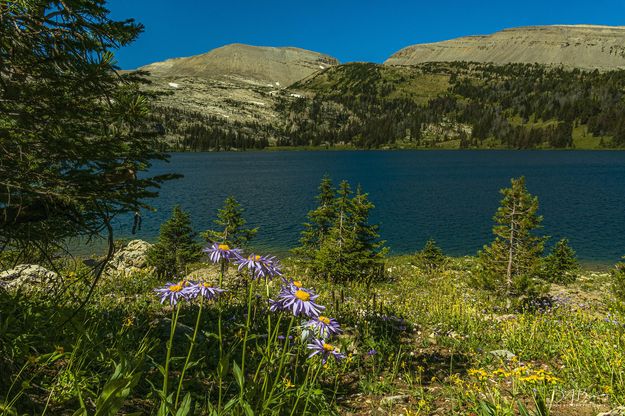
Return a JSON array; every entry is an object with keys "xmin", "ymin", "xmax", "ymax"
[
  {"xmin": 107, "ymin": 240, "xmax": 152, "ymax": 275},
  {"xmin": 0, "ymin": 264, "xmax": 59, "ymax": 293},
  {"xmin": 385, "ymin": 25, "xmax": 625, "ymax": 70},
  {"xmin": 140, "ymin": 43, "xmax": 339, "ymax": 87},
  {"xmin": 598, "ymin": 407, "xmax": 625, "ymax": 416}
]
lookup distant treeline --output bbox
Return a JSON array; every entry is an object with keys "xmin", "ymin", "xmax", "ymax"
[{"xmin": 149, "ymin": 62, "xmax": 625, "ymax": 151}]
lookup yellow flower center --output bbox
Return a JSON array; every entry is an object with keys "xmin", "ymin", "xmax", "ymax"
[
  {"xmin": 169, "ymin": 284, "xmax": 183, "ymax": 292},
  {"xmin": 294, "ymin": 290, "xmax": 310, "ymax": 301},
  {"xmin": 293, "ymin": 281, "xmax": 303, "ymax": 288},
  {"xmin": 322, "ymin": 343, "xmax": 335, "ymax": 352},
  {"xmin": 202, "ymin": 282, "xmax": 211, "ymax": 288},
  {"xmin": 218, "ymin": 244, "xmax": 230, "ymax": 251},
  {"xmin": 318, "ymin": 316, "xmax": 331, "ymax": 325},
  {"xmin": 250, "ymin": 255, "xmax": 261, "ymax": 261}
]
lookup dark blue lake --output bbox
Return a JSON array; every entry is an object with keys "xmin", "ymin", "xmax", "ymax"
[{"xmin": 117, "ymin": 150, "xmax": 625, "ymax": 266}]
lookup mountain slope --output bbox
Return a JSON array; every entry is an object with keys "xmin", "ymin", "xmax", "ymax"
[
  {"xmin": 139, "ymin": 43, "xmax": 339, "ymax": 87},
  {"xmin": 385, "ymin": 25, "xmax": 625, "ymax": 70}
]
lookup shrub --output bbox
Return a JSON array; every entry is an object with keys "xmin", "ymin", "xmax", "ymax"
[
  {"xmin": 542, "ymin": 238, "xmax": 579, "ymax": 284},
  {"xmin": 201, "ymin": 196, "xmax": 257, "ymax": 248},
  {"xmin": 612, "ymin": 257, "xmax": 625, "ymax": 302},
  {"xmin": 146, "ymin": 205, "xmax": 201, "ymax": 277},
  {"xmin": 414, "ymin": 239, "xmax": 446, "ymax": 273}
]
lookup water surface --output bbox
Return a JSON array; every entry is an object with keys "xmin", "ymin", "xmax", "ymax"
[{"xmin": 116, "ymin": 150, "xmax": 625, "ymax": 266}]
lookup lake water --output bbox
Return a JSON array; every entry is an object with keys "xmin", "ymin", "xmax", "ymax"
[{"xmin": 116, "ymin": 150, "xmax": 625, "ymax": 266}]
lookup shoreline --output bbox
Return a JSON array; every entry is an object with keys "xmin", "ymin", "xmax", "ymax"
[
  {"xmin": 64, "ymin": 238, "xmax": 618, "ymax": 272},
  {"xmin": 163, "ymin": 146, "xmax": 625, "ymax": 153}
]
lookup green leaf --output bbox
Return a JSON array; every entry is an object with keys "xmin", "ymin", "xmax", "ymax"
[
  {"xmin": 175, "ymin": 393, "xmax": 193, "ymax": 416},
  {"xmin": 232, "ymin": 361, "xmax": 245, "ymax": 390},
  {"xmin": 517, "ymin": 400, "xmax": 531, "ymax": 416}
]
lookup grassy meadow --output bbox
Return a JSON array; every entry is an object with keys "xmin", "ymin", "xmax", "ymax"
[{"xmin": 1, "ymin": 253, "xmax": 623, "ymax": 415}]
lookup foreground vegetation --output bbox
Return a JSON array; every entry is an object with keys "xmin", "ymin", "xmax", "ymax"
[
  {"xmin": 3, "ymin": 176, "xmax": 625, "ymax": 415},
  {"xmin": 3, "ymin": 2, "xmax": 625, "ymax": 415},
  {"xmin": 2, "ymin": 253, "xmax": 625, "ymax": 415}
]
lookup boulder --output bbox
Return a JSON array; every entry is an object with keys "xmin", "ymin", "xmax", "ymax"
[
  {"xmin": 0, "ymin": 264, "xmax": 59, "ymax": 293},
  {"xmin": 489, "ymin": 349, "xmax": 516, "ymax": 360},
  {"xmin": 598, "ymin": 407, "xmax": 625, "ymax": 416},
  {"xmin": 380, "ymin": 395, "xmax": 410, "ymax": 406},
  {"xmin": 107, "ymin": 240, "xmax": 152, "ymax": 275}
]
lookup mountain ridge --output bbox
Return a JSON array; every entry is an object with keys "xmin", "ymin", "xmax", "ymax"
[
  {"xmin": 139, "ymin": 43, "xmax": 339, "ymax": 87},
  {"xmin": 385, "ymin": 24, "xmax": 625, "ymax": 70}
]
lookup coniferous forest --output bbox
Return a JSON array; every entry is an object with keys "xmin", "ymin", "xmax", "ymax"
[{"xmin": 151, "ymin": 62, "xmax": 625, "ymax": 151}]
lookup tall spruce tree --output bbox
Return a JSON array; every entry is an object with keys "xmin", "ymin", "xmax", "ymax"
[
  {"xmin": 294, "ymin": 175, "xmax": 336, "ymax": 260},
  {"xmin": 316, "ymin": 180, "xmax": 353, "ymax": 282},
  {"xmin": 0, "ymin": 1, "xmax": 175, "ymax": 263},
  {"xmin": 202, "ymin": 196, "xmax": 257, "ymax": 248},
  {"xmin": 147, "ymin": 206, "xmax": 201, "ymax": 278},
  {"xmin": 314, "ymin": 181, "xmax": 387, "ymax": 283},
  {"xmin": 347, "ymin": 186, "xmax": 388, "ymax": 282},
  {"xmin": 477, "ymin": 177, "xmax": 546, "ymax": 302}
]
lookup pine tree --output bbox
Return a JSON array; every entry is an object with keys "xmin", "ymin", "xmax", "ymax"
[
  {"xmin": 477, "ymin": 177, "xmax": 546, "ymax": 303},
  {"xmin": 315, "ymin": 181, "xmax": 387, "ymax": 284},
  {"xmin": 315, "ymin": 180, "xmax": 353, "ymax": 282},
  {"xmin": 1, "ymin": 1, "xmax": 175, "ymax": 259},
  {"xmin": 147, "ymin": 206, "xmax": 201, "ymax": 278},
  {"xmin": 294, "ymin": 176, "xmax": 336, "ymax": 260},
  {"xmin": 202, "ymin": 196, "xmax": 257, "ymax": 248},
  {"xmin": 415, "ymin": 239, "xmax": 446, "ymax": 273},
  {"xmin": 542, "ymin": 238, "xmax": 579, "ymax": 284},
  {"xmin": 348, "ymin": 186, "xmax": 388, "ymax": 282}
]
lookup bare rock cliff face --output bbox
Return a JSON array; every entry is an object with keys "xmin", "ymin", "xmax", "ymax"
[
  {"xmin": 140, "ymin": 43, "xmax": 339, "ymax": 86},
  {"xmin": 385, "ymin": 25, "xmax": 625, "ymax": 70}
]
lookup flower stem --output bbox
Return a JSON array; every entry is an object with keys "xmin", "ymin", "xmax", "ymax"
[
  {"xmin": 240, "ymin": 277, "xmax": 255, "ymax": 396},
  {"xmin": 175, "ymin": 296, "xmax": 204, "ymax": 408},
  {"xmin": 162, "ymin": 303, "xmax": 181, "ymax": 412},
  {"xmin": 217, "ymin": 260, "xmax": 225, "ymax": 412},
  {"xmin": 265, "ymin": 276, "xmax": 272, "ymax": 355},
  {"xmin": 289, "ymin": 363, "xmax": 313, "ymax": 416},
  {"xmin": 302, "ymin": 363, "xmax": 323, "ymax": 415},
  {"xmin": 264, "ymin": 315, "xmax": 295, "ymax": 411}
]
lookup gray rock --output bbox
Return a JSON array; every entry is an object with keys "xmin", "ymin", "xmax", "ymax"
[
  {"xmin": 380, "ymin": 395, "xmax": 410, "ymax": 406},
  {"xmin": 598, "ymin": 407, "xmax": 625, "ymax": 416},
  {"xmin": 107, "ymin": 239, "xmax": 152, "ymax": 275},
  {"xmin": 0, "ymin": 264, "xmax": 59, "ymax": 292},
  {"xmin": 489, "ymin": 349, "xmax": 516, "ymax": 360}
]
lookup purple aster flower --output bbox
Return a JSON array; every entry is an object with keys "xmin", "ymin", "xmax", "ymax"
[
  {"xmin": 276, "ymin": 286, "xmax": 325, "ymax": 318},
  {"xmin": 236, "ymin": 254, "xmax": 282, "ymax": 279},
  {"xmin": 307, "ymin": 338, "xmax": 345, "ymax": 364},
  {"xmin": 283, "ymin": 279, "xmax": 304, "ymax": 292},
  {"xmin": 306, "ymin": 315, "xmax": 342, "ymax": 338},
  {"xmin": 203, "ymin": 243, "xmax": 242, "ymax": 264},
  {"xmin": 268, "ymin": 297, "xmax": 285, "ymax": 312},
  {"xmin": 186, "ymin": 282, "xmax": 225, "ymax": 301},
  {"xmin": 155, "ymin": 282, "xmax": 188, "ymax": 306}
]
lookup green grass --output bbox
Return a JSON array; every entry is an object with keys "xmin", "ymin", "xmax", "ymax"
[
  {"xmin": 1, "ymin": 254, "xmax": 623, "ymax": 415},
  {"xmin": 572, "ymin": 125, "xmax": 611, "ymax": 149}
]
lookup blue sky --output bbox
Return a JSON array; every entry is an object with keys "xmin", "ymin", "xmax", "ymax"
[{"xmin": 107, "ymin": 0, "xmax": 625, "ymax": 69}]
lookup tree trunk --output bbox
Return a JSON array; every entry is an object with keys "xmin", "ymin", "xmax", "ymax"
[{"xmin": 506, "ymin": 201, "xmax": 516, "ymax": 298}]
